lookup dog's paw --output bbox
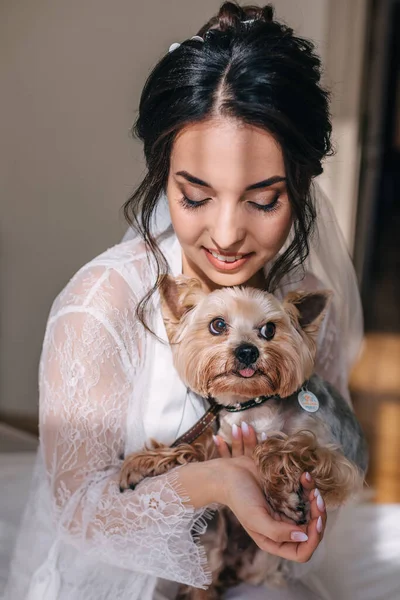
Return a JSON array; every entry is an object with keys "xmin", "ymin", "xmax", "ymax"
[
  {"xmin": 267, "ymin": 487, "xmax": 310, "ymax": 525},
  {"xmin": 119, "ymin": 457, "xmax": 145, "ymax": 492},
  {"xmin": 254, "ymin": 434, "xmax": 316, "ymax": 524}
]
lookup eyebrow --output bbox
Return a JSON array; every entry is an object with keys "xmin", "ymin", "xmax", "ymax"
[{"xmin": 175, "ymin": 171, "xmax": 286, "ymax": 191}]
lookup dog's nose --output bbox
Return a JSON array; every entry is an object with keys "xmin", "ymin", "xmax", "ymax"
[{"xmin": 235, "ymin": 343, "xmax": 259, "ymax": 365}]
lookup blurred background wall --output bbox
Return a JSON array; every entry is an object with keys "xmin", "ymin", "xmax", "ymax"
[{"xmin": 0, "ymin": 0, "xmax": 367, "ymax": 422}]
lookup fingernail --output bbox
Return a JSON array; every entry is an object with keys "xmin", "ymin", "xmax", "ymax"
[
  {"xmin": 305, "ymin": 472, "xmax": 312, "ymax": 482},
  {"xmin": 212, "ymin": 435, "xmax": 219, "ymax": 446},
  {"xmin": 317, "ymin": 516, "xmax": 323, "ymax": 533},
  {"xmin": 291, "ymin": 531, "xmax": 308, "ymax": 542},
  {"xmin": 316, "ymin": 493, "xmax": 325, "ymax": 512},
  {"xmin": 314, "ymin": 488, "xmax": 321, "ymax": 498},
  {"xmin": 261, "ymin": 432, "xmax": 267, "ymax": 441},
  {"xmin": 241, "ymin": 421, "xmax": 249, "ymax": 436},
  {"xmin": 232, "ymin": 423, "xmax": 240, "ymax": 439}
]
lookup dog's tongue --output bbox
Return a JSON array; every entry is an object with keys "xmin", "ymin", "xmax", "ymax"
[{"xmin": 239, "ymin": 367, "xmax": 256, "ymax": 378}]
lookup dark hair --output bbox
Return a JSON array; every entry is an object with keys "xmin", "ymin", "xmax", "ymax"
[{"xmin": 123, "ymin": 1, "xmax": 333, "ymax": 331}]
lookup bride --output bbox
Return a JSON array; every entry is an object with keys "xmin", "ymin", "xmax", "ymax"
[{"xmin": 4, "ymin": 3, "xmax": 365, "ymax": 599}]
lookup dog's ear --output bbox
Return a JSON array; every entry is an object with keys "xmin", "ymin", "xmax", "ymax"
[
  {"xmin": 158, "ymin": 274, "xmax": 205, "ymax": 323},
  {"xmin": 283, "ymin": 290, "xmax": 332, "ymax": 338}
]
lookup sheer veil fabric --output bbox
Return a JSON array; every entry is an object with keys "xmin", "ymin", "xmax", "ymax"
[{"xmin": 4, "ymin": 184, "xmax": 363, "ymax": 600}]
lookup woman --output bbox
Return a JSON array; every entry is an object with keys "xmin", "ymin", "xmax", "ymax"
[{"xmin": 5, "ymin": 3, "xmax": 363, "ymax": 599}]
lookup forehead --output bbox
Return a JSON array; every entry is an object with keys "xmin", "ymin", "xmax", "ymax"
[
  {"xmin": 194, "ymin": 288, "xmax": 286, "ymax": 326},
  {"xmin": 171, "ymin": 118, "xmax": 285, "ymax": 193}
]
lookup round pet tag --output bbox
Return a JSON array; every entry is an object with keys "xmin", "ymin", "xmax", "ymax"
[{"xmin": 298, "ymin": 390, "xmax": 319, "ymax": 413}]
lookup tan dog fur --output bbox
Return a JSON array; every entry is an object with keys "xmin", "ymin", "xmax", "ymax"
[{"xmin": 119, "ymin": 275, "xmax": 366, "ymax": 597}]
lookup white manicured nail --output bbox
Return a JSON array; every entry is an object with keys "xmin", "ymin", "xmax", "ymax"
[
  {"xmin": 261, "ymin": 432, "xmax": 267, "ymax": 441},
  {"xmin": 305, "ymin": 472, "xmax": 312, "ymax": 482},
  {"xmin": 317, "ymin": 516, "xmax": 323, "ymax": 533},
  {"xmin": 291, "ymin": 531, "xmax": 308, "ymax": 542},
  {"xmin": 232, "ymin": 423, "xmax": 240, "ymax": 439},
  {"xmin": 241, "ymin": 421, "xmax": 249, "ymax": 436},
  {"xmin": 316, "ymin": 493, "xmax": 325, "ymax": 512},
  {"xmin": 212, "ymin": 435, "xmax": 219, "ymax": 446},
  {"xmin": 314, "ymin": 488, "xmax": 321, "ymax": 498}
]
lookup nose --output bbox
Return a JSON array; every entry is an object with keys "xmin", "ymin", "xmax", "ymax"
[
  {"xmin": 234, "ymin": 343, "xmax": 259, "ymax": 366},
  {"xmin": 210, "ymin": 202, "xmax": 245, "ymax": 250}
]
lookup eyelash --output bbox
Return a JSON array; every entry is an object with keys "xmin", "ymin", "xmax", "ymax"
[
  {"xmin": 179, "ymin": 194, "xmax": 281, "ymax": 213},
  {"xmin": 179, "ymin": 195, "xmax": 208, "ymax": 210}
]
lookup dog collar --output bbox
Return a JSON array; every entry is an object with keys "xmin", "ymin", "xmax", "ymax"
[
  {"xmin": 171, "ymin": 393, "xmax": 279, "ymax": 447},
  {"xmin": 170, "ymin": 395, "xmax": 278, "ymax": 448},
  {"xmin": 209, "ymin": 394, "xmax": 278, "ymax": 413}
]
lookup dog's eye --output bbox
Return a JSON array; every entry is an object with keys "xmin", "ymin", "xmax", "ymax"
[
  {"xmin": 260, "ymin": 322, "xmax": 276, "ymax": 340},
  {"xmin": 209, "ymin": 317, "xmax": 227, "ymax": 336}
]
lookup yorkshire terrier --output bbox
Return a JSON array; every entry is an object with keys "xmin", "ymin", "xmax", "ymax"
[{"xmin": 119, "ymin": 275, "xmax": 368, "ymax": 598}]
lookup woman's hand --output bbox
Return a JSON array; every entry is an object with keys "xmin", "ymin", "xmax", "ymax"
[
  {"xmin": 212, "ymin": 423, "xmax": 327, "ymax": 563},
  {"xmin": 213, "ymin": 421, "xmax": 259, "ymax": 458}
]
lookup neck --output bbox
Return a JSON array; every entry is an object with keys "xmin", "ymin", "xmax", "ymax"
[
  {"xmin": 245, "ymin": 267, "xmax": 268, "ymax": 290},
  {"xmin": 210, "ymin": 391, "xmax": 279, "ymax": 413},
  {"xmin": 216, "ymin": 393, "xmax": 255, "ymax": 404}
]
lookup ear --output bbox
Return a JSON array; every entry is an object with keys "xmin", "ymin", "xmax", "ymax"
[
  {"xmin": 158, "ymin": 274, "xmax": 205, "ymax": 323},
  {"xmin": 283, "ymin": 290, "xmax": 332, "ymax": 337}
]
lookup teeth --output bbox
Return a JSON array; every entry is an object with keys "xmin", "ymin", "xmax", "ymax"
[{"xmin": 209, "ymin": 250, "xmax": 244, "ymax": 262}]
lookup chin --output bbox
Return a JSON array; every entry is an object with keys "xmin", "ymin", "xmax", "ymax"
[
  {"xmin": 203, "ymin": 266, "xmax": 256, "ymax": 288},
  {"xmin": 208, "ymin": 373, "xmax": 275, "ymax": 400}
]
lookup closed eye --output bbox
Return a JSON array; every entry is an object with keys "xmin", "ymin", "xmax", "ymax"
[
  {"xmin": 179, "ymin": 193, "xmax": 281, "ymax": 213},
  {"xmin": 249, "ymin": 194, "xmax": 281, "ymax": 213},
  {"xmin": 179, "ymin": 195, "xmax": 209, "ymax": 210}
]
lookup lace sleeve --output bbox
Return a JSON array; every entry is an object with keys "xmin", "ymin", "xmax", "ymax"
[{"xmin": 39, "ymin": 303, "xmax": 210, "ymax": 588}]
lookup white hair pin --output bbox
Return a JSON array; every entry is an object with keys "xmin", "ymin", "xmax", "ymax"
[
  {"xmin": 168, "ymin": 42, "xmax": 181, "ymax": 52},
  {"xmin": 169, "ymin": 35, "xmax": 204, "ymax": 53}
]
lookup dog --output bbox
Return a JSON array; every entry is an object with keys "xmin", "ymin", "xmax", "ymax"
[{"xmin": 119, "ymin": 275, "xmax": 368, "ymax": 597}]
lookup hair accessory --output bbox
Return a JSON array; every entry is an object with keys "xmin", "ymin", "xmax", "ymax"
[
  {"xmin": 242, "ymin": 19, "xmax": 256, "ymax": 24},
  {"xmin": 168, "ymin": 42, "xmax": 181, "ymax": 53},
  {"xmin": 169, "ymin": 35, "xmax": 204, "ymax": 53}
]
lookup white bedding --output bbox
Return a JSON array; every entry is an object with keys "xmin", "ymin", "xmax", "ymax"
[
  {"xmin": 0, "ymin": 452, "xmax": 37, "ymax": 596},
  {"xmin": 306, "ymin": 500, "xmax": 400, "ymax": 599},
  {"xmin": 1, "ymin": 450, "xmax": 400, "ymax": 600}
]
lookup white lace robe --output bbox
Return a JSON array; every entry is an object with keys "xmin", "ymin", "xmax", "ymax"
[{"xmin": 4, "ymin": 227, "xmax": 352, "ymax": 600}]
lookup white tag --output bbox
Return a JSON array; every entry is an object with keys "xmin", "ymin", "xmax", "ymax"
[{"xmin": 298, "ymin": 390, "xmax": 319, "ymax": 412}]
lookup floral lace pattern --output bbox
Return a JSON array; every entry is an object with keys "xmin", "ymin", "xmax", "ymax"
[
  {"xmin": 5, "ymin": 242, "xmax": 211, "ymax": 600},
  {"xmin": 4, "ymin": 234, "xmax": 353, "ymax": 600}
]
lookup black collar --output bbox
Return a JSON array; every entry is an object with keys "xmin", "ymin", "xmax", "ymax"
[{"xmin": 208, "ymin": 393, "xmax": 278, "ymax": 413}]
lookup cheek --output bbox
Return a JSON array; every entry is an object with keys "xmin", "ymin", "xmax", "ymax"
[
  {"xmin": 175, "ymin": 335, "xmax": 229, "ymax": 394},
  {"xmin": 255, "ymin": 208, "xmax": 293, "ymax": 252},
  {"xmin": 168, "ymin": 198, "xmax": 203, "ymax": 246}
]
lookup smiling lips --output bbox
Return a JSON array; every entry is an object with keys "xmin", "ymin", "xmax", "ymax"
[
  {"xmin": 204, "ymin": 247, "xmax": 252, "ymax": 271},
  {"xmin": 208, "ymin": 249, "xmax": 245, "ymax": 262}
]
